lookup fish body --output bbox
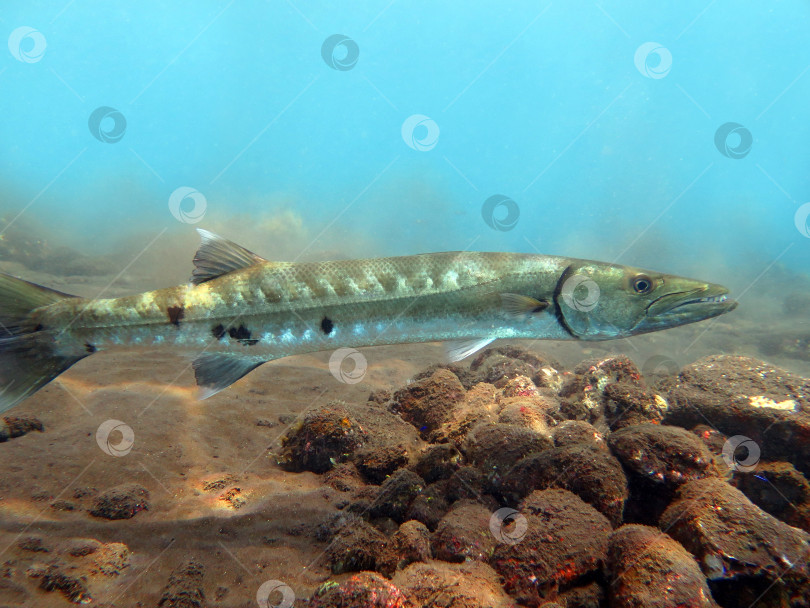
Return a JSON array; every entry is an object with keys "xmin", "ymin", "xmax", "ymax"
[{"xmin": 0, "ymin": 229, "xmax": 737, "ymax": 411}]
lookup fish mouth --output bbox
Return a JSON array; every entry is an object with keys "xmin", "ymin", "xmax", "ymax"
[{"xmin": 645, "ymin": 284, "xmax": 738, "ymax": 323}]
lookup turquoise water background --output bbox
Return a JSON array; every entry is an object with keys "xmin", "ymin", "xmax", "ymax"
[{"xmin": 1, "ymin": 1, "xmax": 808, "ymax": 283}]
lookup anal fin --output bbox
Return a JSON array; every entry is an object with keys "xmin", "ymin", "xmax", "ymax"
[
  {"xmin": 445, "ymin": 337, "xmax": 496, "ymax": 362},
  {"xmin": 192, "ymin": 352, "xmax": 267, "ymax": 399}
]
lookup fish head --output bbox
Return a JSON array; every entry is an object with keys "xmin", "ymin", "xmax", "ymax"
[{"xmin": 556, "ymin": 261, "xmax": 738, "ymax": 340}]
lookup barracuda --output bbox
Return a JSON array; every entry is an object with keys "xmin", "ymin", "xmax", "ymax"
[{"xmin": 0, "ymin": 229, "xmax": 737, "ymax": 412}]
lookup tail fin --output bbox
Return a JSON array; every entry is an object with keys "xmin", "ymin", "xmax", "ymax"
[{"xmin": 0, "ymin": 273, "xmax": 87, "ymax": 413}]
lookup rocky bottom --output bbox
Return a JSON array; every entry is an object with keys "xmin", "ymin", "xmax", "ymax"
[{"xmin": 1, "ymin": 346, "xmax": 809, "ymax": 607}]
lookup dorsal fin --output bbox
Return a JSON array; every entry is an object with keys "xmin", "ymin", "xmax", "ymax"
[{"xmin": 191, "ymin": 229, "xmax": 267, "ymax": 285}]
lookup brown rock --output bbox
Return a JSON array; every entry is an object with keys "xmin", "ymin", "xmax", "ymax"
[
  {"xmin": 279, "ymin": 400, "xmax": 420, "ymax": 474},
  {"xmin": 310, "ymin": 571, "xmax": 411, "ymax": 607},
  {"xmin": 607, "ymin": 524, "xmax": 718, "ymax": 608},
  {"xmin": 552, "ymin": 420, "xmax": 607, "ymax": 450},
  {"xmin": 463, "ymin": 423, "xmax": 551, "ymax": 478},
  {"xmin": 410, "ymin": 444, "xmax": 461, "ymax": 484},
  {"xmin": 603, "ymin": 382, "xmax": 668, "ymax": 429},
  {"xmin": 378, "ymin": 520, "xmax": 431, "ymax": 577},
  {"xmin": 392, "ymin": 369, "xmax": 467, "ymax": 439},
  {"xmin": 157, "ymin": 559, "xmax": 205, "ymax": 608},
  {"xmin": 327, "ymin": 519, "xmax": 389, "ymax": 574},
  {"xmin": 490, "ymin": 489, "xmax": 611, "ymax": 606},
  {"xmin": 501, "ymin": 445, "xmax": 628, "ymax": 527},
  {"xmin": 660, "ymin": 477, "xmax": 810, "ymax": 600},
  {"xmin": 369, "ymin": 469, "xmax": 424, "ymax": 523},
  {"xmin": 393, "ymin": 560, "xmax": 516, "ymax": 608},
  {"xmin": 431, "ymin": 500, "xmax": 496, "ymax": 563},
  {"xmin": 732, "ymin": 461, "xmax": 810, "ymax": 532},
  {"xmin": 89, "ymin": 483, "xmax": 149, "ymax": 520}
]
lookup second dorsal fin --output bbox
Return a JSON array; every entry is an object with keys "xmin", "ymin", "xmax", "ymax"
[{"xmin": 191, "ymin": 229, "xmax": 267, "ymax": 285}]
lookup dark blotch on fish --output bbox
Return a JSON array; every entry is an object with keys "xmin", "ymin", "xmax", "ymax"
[
  {"xmin": 321, "ymin": 316, "xmax": 334, "ymax": 335},
  {"xmin": 84, "ymin": 343, "xmax": 96, "ymax": 354},
  {"xmin": 167, "ymin": 306, "xmax": 184, "ymax": 326},
  {"xmin": 212, "ymin": 323, "xmax": 257, "ymax": 346}
]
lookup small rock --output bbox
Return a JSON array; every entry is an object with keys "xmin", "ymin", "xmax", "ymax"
[
  {"xmin": 393, "ymin": 560, "xmax": 515, "ymax": 608},
  {"xmin": 368, "ymin": 388, "xmax": 392, "ymax": 405},
  {"xmin": 50, "ymin": 499, "xmax": 78, "ymax": 511},
  {"xmin": 369, "ymin": 469, "xmax": 425, "ymax": 523},
  {"xmin": 558, "ymin": 356, "xmax": 644, "ymax": 423},
  {"xmin": 410, "ymin": 444, "xmax": 461, "ymax": 484},
  {"xmin": 490, "ymin": 489, "xmax": 611, "ymax": 605},
  {"xmin": 609, "ymin": 423, "xmax": 718, "ymax": 486},
  {"xmin": 89, "ymin": 542, "xmax": 131, "ymax": 576},
  {"xmin": 17, "ymin": 537, "xmax": 48, "ymax": 552},
  {"xmin": 501, "ymin": 375, "xmax": 540, "ymax": 398},
  {"xmin": 603, "ymin": 381, "xmax": 668, "ymax": 429},
  {"xmin": 378, "ymin": 520, "xmax": 431, "ymax": 577},
  {"xmin": 430, "ymin": 382, "xmax": 501, "ymax": 444},
  {"xmin": 732, "ymin": 461, "xmax": 810, "ymax": 532},
  {"xmin": 462, "ymin": 423, "xmax": 551, "ymax": 479},
  {"xmin": 66, "ymin": 538, "xmax": 101, "ymax": 557},
  {"xmin": 327, "ymin": 520, "xmax": 389, "ymax": 574},
  {"xmin": 355, "ymin": 444, "xmax": 410, "ymax": 484},
  {"xmin": 323, "ymin": 462, "xmax": 366, "ymax": 492},
  {"xmin": 32, "ymin": 562, "xmax": 90, "ymax": 604},
  {"xmin": 406, "ymin": 481, "xmax": 451, "ymax": 531},
  {"xmin": 501, "ymin": 445, "xmax": 628, "ymax": 527},
  {"xmin": 157, "ymin": 559, "xmax": 205, "ymax": 608},
  {"xmin": 431, "ymin": 500, "xmax": 496, "ymax": 563},
  {"xmin": 255, "ymin": 417, "xmax": 277, "ymax": 428},
  {"xmin": 412, "ymin": 362, "xmax": 479, "ymax": 390},
  {"xmin": 469, "ymin": 345, "xmax": 558, "ymax": 388},
  {"xmin": 310, "ymin": 572, "xmax": 410, "ymax": 607},
  {"xmin": 497, "ymin": 396, "xmax": 556, "ymax": 434},
  {"xmin": 552, "ymin": 420, "xmax": 607, "ymax": 450},
  {"xmin": 392, "ymin": 369, "xmax": 467, "ymax": 439},
  {"xmin": 279, "ymin": 400, "xmax": 420, "ymax": 474},
  {"xmin": 660, "ymin": 477, "xmax": 810, "ymax": 599},
  {"xmin": 607, "ymin": 524, "xmax": 718, "ymax": 608},
  {"xmin": 0, "ymin": 414, "xmax": 44, "ymax": 441},
  {"xmin": 89, "ymin": 483, "xmax": 149, "ymax": 520}
]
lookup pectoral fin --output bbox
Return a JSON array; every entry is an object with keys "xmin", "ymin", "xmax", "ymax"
[
  {"xmin": 500, "ymin": 293, "xmax": 550, "ymax": 317},
  {"xmin": 192, "ymin": 353, "xmax": 268, "ymax": 399}
]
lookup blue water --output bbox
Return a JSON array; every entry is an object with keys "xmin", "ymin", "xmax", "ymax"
[{"xmin": 1, "ymin": 1, "xmax": 808, "ymax": 281}]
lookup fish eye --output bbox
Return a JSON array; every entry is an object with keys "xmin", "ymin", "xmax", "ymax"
[{"xmin": 632, "ymin": 275, "xmax": 654, "ymax": 294}]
